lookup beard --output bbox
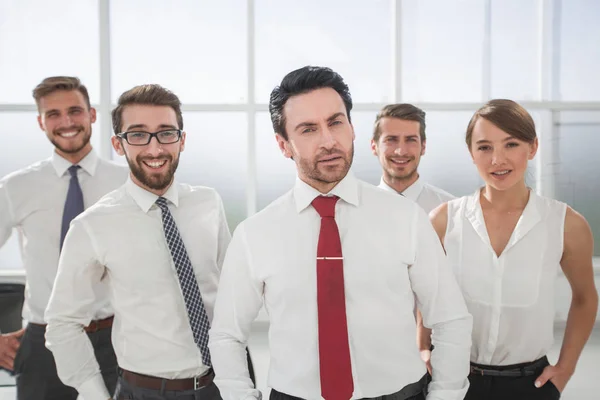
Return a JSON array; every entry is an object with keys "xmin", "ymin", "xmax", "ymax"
[
  {"xmin": 126, "ymin": 153, "xmax": 179, "ymax": 191},
  {"xmin": 50, "ymin": 124, "xmax": 92, "ymax": 154},
  {"xmin": 296, "ymin": 144, "xmax": 354, "ymax": 186},
  {"xmin": 385, "ymin": 157, "xmax": 419, "ymax": 182}
]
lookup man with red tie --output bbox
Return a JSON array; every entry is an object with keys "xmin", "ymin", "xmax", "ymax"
[{"xmin": 209, "ymin": 66, "xmax": 473, "ymax": 400}]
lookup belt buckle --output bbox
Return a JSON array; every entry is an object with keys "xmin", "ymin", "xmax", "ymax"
[
  {"xmin": 194, "ymin": 376, "xmax": 201, "ymax": 390},
  {"xmin": 470, "ymin": 366, "xmax": 484, "ymax": 376}
]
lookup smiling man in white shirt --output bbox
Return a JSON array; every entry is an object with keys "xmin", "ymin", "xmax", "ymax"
[
  {"xmin": 45, "ymin": 84, "xmax": 236, "ymax": 400},
  {"xmin": 209, "ymin": 66, "xmax": 472, "ymax": 400},
  {"xmin": 0, "ymin": 76, "xmax": 127, "ymax": 400},
  {"xmin": 371, "ymin": 104, "xmax": 454, "ymax": 214}
]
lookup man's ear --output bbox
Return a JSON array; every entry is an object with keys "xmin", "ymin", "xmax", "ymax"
[
  {"xmin": 180, "ymin": 131, "xmax": 186, "ymax": 152},
  {"xmin": 276, "ymin": 133, "xmax": 293, "ymax": 159},
  {"xmin": 111, "ymin": 136, "xmax": 125, "ymax": 156},
  {"xmin": 37, "ymin": 114, "xmax": 45, "ymax": 132},
  {"xmin": 370, "ymin": 139, "xmax": 379, "ymax": 157},
  {"xmin": 89, "ymin": 107, "xmax": 97, "ymax": 123}
]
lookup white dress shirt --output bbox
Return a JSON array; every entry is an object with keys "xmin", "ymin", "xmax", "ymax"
[
  {"xmin": 0, "ymin": 150, "xmax": 127, "ymax": 324},
  {"xmin": 378, "ymin": 177, "xmax": 455, "ymax": 214},
  {"xmin": 209, "ymin": 173, "xmax": 472, "ymax": 400},
  {"xmin": 444, "ymin": 189, "xmax": 567, "ymax": 366},
  {"xmin": 45, "ymin": 179, "xmax": 231, "ymax": 400}
]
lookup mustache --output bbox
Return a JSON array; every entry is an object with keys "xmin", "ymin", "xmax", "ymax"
[{"xmin": 316, "ymin": 148, "xmax": 345, "ymax": 159}]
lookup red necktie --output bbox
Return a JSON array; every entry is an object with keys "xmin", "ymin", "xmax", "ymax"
[{"xmin": 312, "ymin": 195, "xmax": 354, "ymax": 400}]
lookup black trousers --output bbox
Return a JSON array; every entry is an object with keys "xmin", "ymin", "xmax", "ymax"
[
  {"xmin": 465, "ymin": 357, "xmax": 561, "ymax": 400},
  {"xmin": 270, "ymin": 374, "xmax": 428, "ymax": 400},
  {"xmin": 14, "ymin": 322, "xmax": 118, "ymax": 400},
  {"xmin": 113, "ymin": 349, "xmax": 255, "ymax": 400}
]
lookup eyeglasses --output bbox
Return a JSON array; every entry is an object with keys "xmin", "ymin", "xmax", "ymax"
[{"xmin": 116, "ymin": 129, "xmax": 182, "ymax": 146}]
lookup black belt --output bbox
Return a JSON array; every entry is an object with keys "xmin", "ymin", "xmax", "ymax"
[
  {"xmin": 470, "ymin": 356, "xmax": 549, "ymax": 377},
  {"xmin": 270, "ymin": 373, "xmax": 429, "ymax": 400},
  {"xmin": 120, "ymin": 368, "xmax": 213, "ymax": 391}
]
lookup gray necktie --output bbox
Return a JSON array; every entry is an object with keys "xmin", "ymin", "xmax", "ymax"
[
  {"xmin": 60, "ymin": 165, "xmax": 84, "ymax": 250},
  {"xmin": 155, "ymin": 197, "xmax": 212, "ymax": 366}
]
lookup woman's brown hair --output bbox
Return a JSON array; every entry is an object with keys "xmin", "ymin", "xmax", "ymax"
[{"xmin": 466, "ymin": 99, "xmax": 536, "ymax": 148}]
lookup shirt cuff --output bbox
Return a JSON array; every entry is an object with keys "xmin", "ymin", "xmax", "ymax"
[{"xmin": 78, "ymin": 374, "xmax": 111, "ymax": 400}]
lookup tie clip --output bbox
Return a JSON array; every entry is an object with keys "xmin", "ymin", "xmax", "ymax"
[{"xmin": 316, "ymin": 257, "xmax": 344, "ymax": 260}]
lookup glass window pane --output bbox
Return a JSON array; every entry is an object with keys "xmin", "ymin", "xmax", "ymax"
[
  {"xmin": 418, "ymin": 111, "xmax": 483, "ymax": 197},
  {"xmin": 0, "ymin": 112, "xmax": 104, "ymax": 270},
  {"xmin": 491, "ymin": 0, "xmax": 541, "ymax": 100},
  {"xmin": 110, "ymin": 0, "xmax": 247, "ymax": 104},
  {"xmin": 255, "ymin": 0, "xmax": 392, "ymax": 104},
  {"xmin": 555, "ymin": 111, "xmax": 600, "ymax": 256},
  {"xmin": 349, "ymin": 112, "xmax": 381, "ymax": 186},
  {"xmin": 112, "ymin": 112, "xmax": 247, "ymax": 230},
  {"xmin": 559, "ymin": 0, "xmax": 600, "ymax": 101},
  {"xmin": 256, "ymin": 112, "xmax": 295, "ymax": 210},
  {"xmin": 401, "ymin": 0, "xmax": 484, "ymax": 102},
  {"xmin": 0, "ymin": 0, "xmax": 99, "ymax": 104}
]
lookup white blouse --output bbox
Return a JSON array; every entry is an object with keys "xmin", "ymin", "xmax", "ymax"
[{"xmin": 444, "ymin": 189, "xmax": 567, "ymax": 365}]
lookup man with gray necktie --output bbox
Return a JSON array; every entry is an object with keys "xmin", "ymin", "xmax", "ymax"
[
  {"xmin": 45, "ymin": 84, "xmax": 247, "ymax": 400},
  {"xmin": 0, "ymin": 76, "xmax": 128, "ymax": 399}
]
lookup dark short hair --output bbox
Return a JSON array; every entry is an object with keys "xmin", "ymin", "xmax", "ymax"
[
  {"xmin": 269, "ymin": 66, "xmax": 353, "ymax": 140},
  {"xmin": 466, "ymin": 99, "xmax": 536, "ymax": 147},
  {"xmin": 112, "ymin": 84, "xmax": 183, "ymax": 133},
  {"xmin": 32, "ymin": 76, "xmax": 91, "ymax": 111},
  {"xmin": 373, "ymin": 103, "xmax": 426, "ymax": 143}
]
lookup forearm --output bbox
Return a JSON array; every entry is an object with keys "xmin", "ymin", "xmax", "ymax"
[
  {"xmin": 209, "ymin": 333, "xmax": 261, "ymax": 400},
  {"xmin": 45, "ymin": 220, "xmax": 110, "ymax": 400},
  {"xmin": 45, "ymin": 320, "xmax": 110, "ymax": 400},
  {"xmin": 557, "ymin": 293, "xmax": 598, "ymax": 373},
  {"xmin": 427, "ymin": 314, "xmax": 472, "ymax": 400},
  {"xmin": 416, "ymin": 310, "xmax": 432, "ymax": 351}
]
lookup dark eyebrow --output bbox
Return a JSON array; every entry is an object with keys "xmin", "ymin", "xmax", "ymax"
[
  {"xmin": 124, "ymin": 124, "xmax": 178, "ymax": 132},
  {"xmin": 327, "ymin": 112, "xmax": 346, "ymax": 123},
  {"xmin": 294, "ymin": 112, "xmax": 347, "ymax": 132},
  {"xmin": 294, "ymin": 121, "xmax": 317, "ymax": 132},
  {"xmin": 68, "ymin": 106, "xmax": 84, "ymax": 111}
]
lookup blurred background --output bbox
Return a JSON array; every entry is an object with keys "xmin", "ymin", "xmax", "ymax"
[{"xmin": 0, "ymin": 0, "xmax": 599, "ymax": 398}]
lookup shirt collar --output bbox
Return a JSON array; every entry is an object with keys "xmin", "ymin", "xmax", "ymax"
[
  {"xmin": 466, "ymin": 187, "xmax": 541, "ymax": 254},
  {"xmin": 378, "ymin": 176, "xmax": 424, "ymax": 202},
  {"xmin": 401, "ymin": 176, "xmax": 424, "ymax": 202},
  {"xmin": 466, "ymin": 187, "xmax": 539, "ymax": 216},
  {"xmin": 293, "ymin": 172, "xmax": 360, "ymax": 213},
  {"xmin": 51, "ymin": 149, "xmax": 99, "ymax": 177},
  {"xmin": 125, "ymin": 177, "xmax": 180, "ymax": 213}
]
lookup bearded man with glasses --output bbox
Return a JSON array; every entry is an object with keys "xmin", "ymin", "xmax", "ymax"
[{"xmin": 45, "ymin": 84, "xmax": 254, "ymax": 400}]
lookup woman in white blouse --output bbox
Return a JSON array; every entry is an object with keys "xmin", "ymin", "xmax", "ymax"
[{"xmin": 419, "ymin": 99, "xmax": 598, "ymax": 399}]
